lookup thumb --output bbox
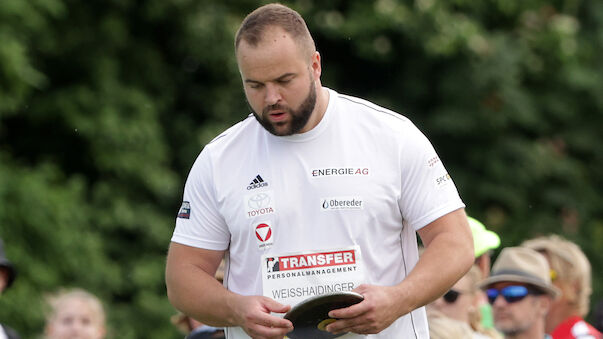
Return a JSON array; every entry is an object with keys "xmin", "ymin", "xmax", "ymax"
[{"xmin": 263, "ymin": 298, "xmax": 291, "ymax": 314}]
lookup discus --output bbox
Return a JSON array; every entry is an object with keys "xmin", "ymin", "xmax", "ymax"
[{"xmin": 284, "ymin": 291, "xmax": 364, "ymax": 339}]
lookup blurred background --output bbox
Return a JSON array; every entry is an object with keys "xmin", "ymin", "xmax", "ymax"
[{"xmin": 0, "ymin": 0, "xmax": 601, "ymax": 337}]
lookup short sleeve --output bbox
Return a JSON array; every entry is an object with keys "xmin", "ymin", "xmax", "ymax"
[
  {"xmin": 398, "ymin": 123, "xmax": 465, "ymax": 230},
  {"xmin": 171, "ymin": 147, "xmax": 231, "ymax": 250}
]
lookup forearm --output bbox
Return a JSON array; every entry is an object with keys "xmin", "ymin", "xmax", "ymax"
[
  {"xmin": 165, "ymin": 243, "xmax": 242, "ymax": 327},
  {"xmin": 393, "ymin": 210, "xmax": 474, "ymax": 316},
  {"xmin": 326, "ymin": 215, "xmax": 473, "ymax": 336},
  {"xmin": 166, "ymin": 243, "xmax": 294, "ymax": 338},
  {"xmin": 166, "ymin": 260, "xmax": 240, "ymax": 327}
]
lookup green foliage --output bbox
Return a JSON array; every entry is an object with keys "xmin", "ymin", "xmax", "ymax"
[{"xmin": 1, "ymin": 0, "xmax": 602, "ymax": 337}]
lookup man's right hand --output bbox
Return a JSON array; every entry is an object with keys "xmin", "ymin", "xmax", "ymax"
[{"xmin": 230, "ymin": 295, "xmax": 293, "ymax": 339}]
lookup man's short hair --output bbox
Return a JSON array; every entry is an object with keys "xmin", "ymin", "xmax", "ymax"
[
  {"xmin": 235, "ymin": 3, "xmax": 316, "ymax": 58},
  {"xmin": 522, "ymin": 235, "xmax": 592, "ymax": 316}
]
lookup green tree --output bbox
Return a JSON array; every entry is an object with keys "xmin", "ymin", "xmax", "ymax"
[{"xmin": 1, "ymin": 0, "xmax": 602, "ymax": 337}]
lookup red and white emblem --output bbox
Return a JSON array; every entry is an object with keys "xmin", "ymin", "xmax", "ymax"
[{"xmin": 255, "ymin": 223, "xmax": 272, "ymax": 242}]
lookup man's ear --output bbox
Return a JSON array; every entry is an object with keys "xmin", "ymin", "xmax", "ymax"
[
  {"xmin": 538, "ymin": 295, "xmax": 553, "ymax": 317},
  {"xmin": 311, "ymin": 51, "xmax": 322, "ymax": 80}
]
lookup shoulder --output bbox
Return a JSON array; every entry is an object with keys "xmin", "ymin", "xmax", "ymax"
[
  {"xmin": 186, "ymin": 115, "xmax": 259, "ymax": 177},
  {"xmin": 330, "ymin": 90, "xmax": 423, "ymax": 142},
  {"xmin": 204, "ymin": 115, "xmax": 258, "ymax": 150},
  {"xmin": 333, "ymin": 91, "xmax": 411, "ymax": 126},
  {"xmin": 330, "ymin": 90, "xmax": 429, "ymax": 150}
]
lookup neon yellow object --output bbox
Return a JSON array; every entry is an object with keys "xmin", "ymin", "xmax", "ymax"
[{"xmin": 468, "ymin": 216, "xmax": 501, "ymax": 257}]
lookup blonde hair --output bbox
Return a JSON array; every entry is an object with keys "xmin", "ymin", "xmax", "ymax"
[
  {"xmin": 45, "ymin": 288, "xmax": 106, "ymax": 326},
  {"xmin": 522, "ymin": 234, "xmax": 592, "ymax": 316},
  {"xmin": 428, "ymin": 310, "xmax": 474, "ymax": 339},
  {"xmin": 465, "ymin": 265, "xmax": 483, "ymax": 332},
  {"xmin": 463, "ymin": 266, "xmax": 502, "ymax": 339}
]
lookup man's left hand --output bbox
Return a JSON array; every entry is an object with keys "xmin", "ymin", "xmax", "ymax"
[{"xmin": 325, "ymin": 284, "xmax": 408, "ymax": 335}]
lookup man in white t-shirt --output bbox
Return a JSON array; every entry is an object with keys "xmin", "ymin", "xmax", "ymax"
[{"xmin": 165, "ymin": 3, "xmax": 474, "ymax": 339}]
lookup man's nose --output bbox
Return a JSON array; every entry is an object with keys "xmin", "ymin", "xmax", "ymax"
[{"xmin": 264, "ymin": 83, "xmax": 282, "ymax": 106}]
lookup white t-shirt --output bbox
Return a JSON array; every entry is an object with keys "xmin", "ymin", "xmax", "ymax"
[
  {"xmin": 172, "ymin": 88, "xmax": 465, "ymax": 338},
  {"xmin": 0, "ymin": 326, "xmax": 9, "ymax": 339}
]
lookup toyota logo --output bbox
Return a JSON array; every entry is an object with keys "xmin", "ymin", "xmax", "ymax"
[{"xmin": 248, "ymin": 193, "xmax": 270, "ymax": 209}]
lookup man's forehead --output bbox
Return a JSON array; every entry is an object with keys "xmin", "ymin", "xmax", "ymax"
[{"xmin": 237, "ymin": 40, "xmax": 308, "ymax": 82}]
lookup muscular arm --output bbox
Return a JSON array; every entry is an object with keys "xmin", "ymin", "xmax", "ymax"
[
  {"xmin": 165, "ymin": 243, "xmax": 231, "ymax": 325},
  {"xmin": 403, "ymin": 208, "xmax": 474, "ymax": 307},
  {"xmin": 327, "ymin": 208, "xmax": 474, "ymax": 334},
  {"xmin": 165, "ymin": 242, "xmax": 293, "ymax": 338}
]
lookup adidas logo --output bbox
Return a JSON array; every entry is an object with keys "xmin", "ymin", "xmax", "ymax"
[{"xmin": 247, "ymin": 174, "xmax": 269, "ymax": 190}]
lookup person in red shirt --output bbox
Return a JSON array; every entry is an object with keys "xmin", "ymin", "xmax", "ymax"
[{"xmin": 523, "ymin": 235, "xmax": 602, "ymax": 339}]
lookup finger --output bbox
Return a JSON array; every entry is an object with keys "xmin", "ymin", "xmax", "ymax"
[
  {"xmin": 247, "ymin": 321, "xmax": 293, "ymax": 339},
  {"xmin": 328, "ymin": 300, "xmax": 368, "ymax": 319},
  {"xmin": 263, "ymin": 297, "xmax": 292, "ymax": 314},
  {"xmin": 325, "ymin": 318, "xmax": 363, "ymax": 335},
  {"xmin": 254, "ymin": 312, "xmax": 293, "ymax": 330},
  {"xmin": 330, "ymin": 322, "xmax": 378, "ymax": 336}
]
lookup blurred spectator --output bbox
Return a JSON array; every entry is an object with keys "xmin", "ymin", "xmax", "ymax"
[
  {"xmin": 0, "ymin": 239, "xmax": 17, "ymax": 292},
  {"xmin": 44, "ymin": 288, "xmax": 106, "ymax": 339},
  {"xmin": 594, "ymin": 300, "xmax": 603, "ymax": 333},
  {"xmin": 171, "ymin": 313, "xmax": 225, "ymax": 339},
  {"xmin": 469, "ymin": 216, "xmax": 501, "ymax": 279},
  {"xmin": 429, "ymin": 265, "xmax": 502, "ymax": 338},
  {"xmin": 522, "ymin": 235, "xmax": 602, "ymax": 339},
  {"xmin": 478, "ymin": 247, "xmax": 560, "ymax": 339},
  {"xmin": 469, "ymin": 216, "xmax": 501, "ymax": 330},
  {"xmin": 0, "ymin": 237, "xmax": 20, "ymax": 339},
  {"xmin": 427, "ymin": 309, "xmax": 475, "ymax": 339},
  {"xmin": 171, "ymin": 260, "xmax": 226, "ymax": 339}
]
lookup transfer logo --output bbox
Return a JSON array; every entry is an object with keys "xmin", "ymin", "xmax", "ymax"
[{"xmin": 266, "ymin": 250, "xmax": 356, "ymax": 272}]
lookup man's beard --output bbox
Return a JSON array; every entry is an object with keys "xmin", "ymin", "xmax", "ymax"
[{"xmin": 251, "ymin": 79, "xmax": 317, "ymax": 136}]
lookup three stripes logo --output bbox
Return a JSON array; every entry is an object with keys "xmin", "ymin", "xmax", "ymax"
[{"xmin": 247, "ymin": 174, "xmax": 269, "ymax": 190}]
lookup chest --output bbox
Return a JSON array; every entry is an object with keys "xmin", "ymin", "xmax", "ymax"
[{"xmin": 214, "ymin": 135, "xmax": 404, "ymax": 250}]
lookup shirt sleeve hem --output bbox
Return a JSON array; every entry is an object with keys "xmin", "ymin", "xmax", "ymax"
[
  {"xmin": 170, "ymin": 233, "xmax": 229, "ymax": 251},
  {"xmin": 410, "ymin": 201, "xmax": 466, "ymax": 231}
]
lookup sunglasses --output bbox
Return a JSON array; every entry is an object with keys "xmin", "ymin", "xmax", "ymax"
[
  {"xmin": 486, "ymin": 285, "xmax": 541, "ymax": 304},
  {"xmin": 443, "ymin": 289, "xmax": 464, "ymax": 303}
]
